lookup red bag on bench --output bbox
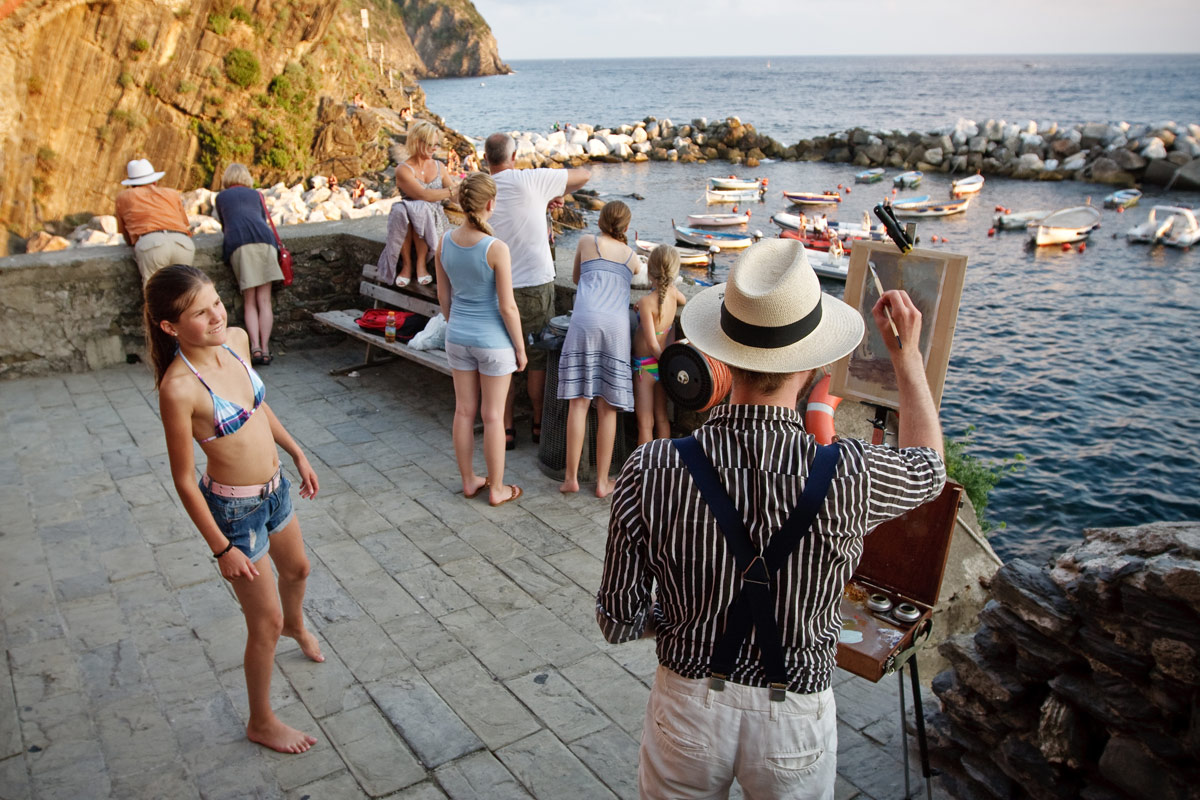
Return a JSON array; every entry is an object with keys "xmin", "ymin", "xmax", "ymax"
[{"xmin": 354, "ymin": 309, "xmax": 428, "ymax": 342}]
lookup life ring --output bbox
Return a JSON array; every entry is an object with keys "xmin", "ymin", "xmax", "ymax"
[{"xmin": 805, "ymin": 375, "xmax": 841, "ymax": 445}]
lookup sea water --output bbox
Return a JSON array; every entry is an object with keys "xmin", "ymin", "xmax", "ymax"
[{"xmin": 422, "ymin": 55, "xmax": 1200, "ymax": 563}]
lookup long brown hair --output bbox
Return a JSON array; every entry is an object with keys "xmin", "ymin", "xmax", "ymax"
[
  {"xmin": 143, "ymin": 265, "xmax": 212, "ymax": 387},
  {"xmin": 597, "ymin": 201, "xmax": 631, "ymax": 244},
  {"xmin": 457, "ymin": 172, "xmax": 496, "ymax": 235},
  {"xmin": 646, "ymin": 244, "xmax": 681, "ymax": 320}
]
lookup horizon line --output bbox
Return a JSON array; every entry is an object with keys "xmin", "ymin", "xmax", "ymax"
[{"xmin": 490, "ymin": 51, "xmax": 1199, "ymax": 62}]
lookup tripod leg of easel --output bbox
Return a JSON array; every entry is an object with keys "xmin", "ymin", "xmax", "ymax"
[
  {"xmin": 899, "ymin": 670, "xmax": 911, "ymax": 799},
  {"xmin": 908, "ymin": 658, "xmax": 933, "ymax": 800}
]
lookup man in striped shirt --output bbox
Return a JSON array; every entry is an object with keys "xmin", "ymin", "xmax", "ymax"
[{"xmin": 597, "ymin": 240, "xmax": 945, "ymax": 799}]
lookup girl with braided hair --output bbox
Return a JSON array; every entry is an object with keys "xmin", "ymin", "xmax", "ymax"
[
  {"xmin": 557, "ymin": 200, "xmax": 639, "ymax": 497},
  {"xmin": 633, "ymin": 244, "xmax": 688, "ymax": 443},
  {"xmin": 434, "ymin": 172, "xmax": 528, "ymax": 507}
]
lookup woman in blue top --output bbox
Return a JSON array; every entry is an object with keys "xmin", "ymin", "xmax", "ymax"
[
  {"xmin": 435, "ymin": 173, "xmax": 528, "ymax": 507},
  {"xmin": 145, "ymin": 265, "xmax": 323, "ymax": 754},
  {"xmin": 215, "ymin": 163, "xmax": 282, "ymax": 366},
  {"xmin": 558, "ymin": 201, "xmax": 638, "ymax": 498}
]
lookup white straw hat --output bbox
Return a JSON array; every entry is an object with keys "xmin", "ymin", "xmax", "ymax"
[
  {"xmin": 121, "ymin": 158, "xmax": 166, "ymax": 186},
  {"xmin": 681, "ymin": 239, "xmax": 865, "ymax": 373}
]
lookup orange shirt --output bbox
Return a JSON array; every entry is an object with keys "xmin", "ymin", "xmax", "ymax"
[{"xmin": 114, "ymin": 185, "xmax": 190, "ymax": 245}]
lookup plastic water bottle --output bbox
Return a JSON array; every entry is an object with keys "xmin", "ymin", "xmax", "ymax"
[{"xmin": 385, "ymin": 311, "xmax": 396, "ymax": 343}]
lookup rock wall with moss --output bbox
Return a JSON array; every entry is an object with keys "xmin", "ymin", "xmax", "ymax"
[{"xmin": 0, "ymin": 0, "xmax": 507, "ymax": 255}]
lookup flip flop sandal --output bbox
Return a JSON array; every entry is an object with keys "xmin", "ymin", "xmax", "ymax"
[
  {"xmin": 489, "ymin": 484, "xmax": 523, "ymax": 508},
  {"xmin": 261, "ymin": 353, "xmax": 274, "ymax": 366},
  {"xmin": 505, "ymin": 428, "xmax": 516, "ymax": 451},
  {"xmin": 251, "ymin": 349, "xmax": 265, "ymax": 366},
  {"xmin": 464, "ymin": 477, "xmax": 491, "ymax": 499}
]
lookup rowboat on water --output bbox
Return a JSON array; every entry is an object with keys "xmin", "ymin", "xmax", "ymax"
[
  {"xmin": 893, "ymin": 171, "xmax": 923, "ymax": 189},
  {"xmin": 855, "ymin": 168, "xmax": 885, "ymax": 183},
  {"xmin": 709, "ymin": 176, "xmax": 764, "ymax": 191},
  {"xmin": 1104, "ymin": 188, "xmax": 1142, "ymax": 209},
  {"xmin": 950, "ymin": 174, "xmax": 985, "ymax": 196},
  {"xmin": 1030, "ymin": 206, "xmax": 1102, "ymax": 246},
  {"xmin": 890, "ymin": 196, "xmax": 972, "ymax": 218},
  {"xmin": 706, "ymin": 186, "xmax": 766, "ymax": 204},
  {"xmin": 994, "ymin": 209, "xmax": 1050, "ymax": 230},
  {"xmin": 782, "ymin": 190, "xmax": 842, "ymax": 206},
  {"xmin": 635, "ymin": 237, "xmax": 711, "ymax": 265},
  {"xmin": 686, "ymin": 212, "xmax": 750, "ymax": 227},
  {"xmin": 1127, "ymin": 206, "xmax": 1200, "ymax": 246},
  {"xmin": 672, "ymin": 220, "xmax": 757, "ymax": 249},
  {"xmin": 889, "ymin": 195, "xmax": 931, "ymax": 209}
]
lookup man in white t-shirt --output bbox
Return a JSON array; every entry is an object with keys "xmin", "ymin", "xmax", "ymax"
[{"xmin": 485, "ymin": 132, "xmax": 591, "ymax": 449}]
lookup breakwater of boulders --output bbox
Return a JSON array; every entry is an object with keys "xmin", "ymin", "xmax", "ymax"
[{"xmin": 503, "ymin": 116, "xmax": 1200, "ymax": 190}]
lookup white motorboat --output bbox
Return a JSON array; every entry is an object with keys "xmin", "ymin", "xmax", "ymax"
[
  {"xmin": 782, "ymin": 190, "xmax": 842, "ymax": 205},
  {"xmin": 889, "ymin": 195, "xmax": 931, "ymax": 209},
  {"xmin": 891, "ymin": 196, "xmax": 972, "ymax": 218},
  {"xmin": 1030, "ymin": 205, "xmax": 1102, "ymax": 246},
  {"xmin": 1126, "ymin": 205, "xmax": 1194, "ymax": 245},
  {"xmin": 709, "ymin": 176, "xmax": 763, "ymax": 191},
  {"xmin": 950, "ymin": 174, "xmax": 985, "ymax": 196},
  {"xmin": 994, "ymin": 209, "xmax": 1050, "ymax": 230},
  {"xmin": 806, "ymin": 247, "xmax": 848, "ymax": 281},
  {"xmin": 770, "ymin": 213, "xmax": 886, "ymax": 239},
  {"xmin": 1161, "ymin": 208, "xmax": 1200, "ymax": 248},
  {"xmin": 635, "ymin": 238, "xmax": 711, "ymax": 265},
  {"xmin": 686, "ymin": 212, "xmax": 750, "ymax": 227},
  {"xmin": 706, "ymin": 186, "xmax": 766, "ymax": 204}
]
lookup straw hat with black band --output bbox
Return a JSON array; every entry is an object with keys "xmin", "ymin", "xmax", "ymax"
[{"xmin": 681, "ymin": 238, "xmax": 865, "ymax": 374}]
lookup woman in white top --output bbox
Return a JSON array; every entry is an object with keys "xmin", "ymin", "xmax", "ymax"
[{"xmin": 393, "ymin": 121, "xmax": 457, "ymax": 287}]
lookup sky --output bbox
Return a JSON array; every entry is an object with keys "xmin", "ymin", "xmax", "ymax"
[{"xmin": 470, "ymin": 0, "xmax": 1200, "ymax": 61}]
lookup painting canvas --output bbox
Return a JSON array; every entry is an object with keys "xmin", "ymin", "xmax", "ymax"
[{"xmin": 829, "ymin": 241, "xmax": 967, "ymax": 411}]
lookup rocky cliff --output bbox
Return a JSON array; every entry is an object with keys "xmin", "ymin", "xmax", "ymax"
[
  {"xmin": 0, "ymin": 0, "xmax": 506, "ymax": 255},
  {"xmin": 396, "ymin": 0, "xmax": 508, "ymax": 78}
]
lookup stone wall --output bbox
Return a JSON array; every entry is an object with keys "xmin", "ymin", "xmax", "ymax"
[
  {"xmin": 928, "ymin": 521, "xmax": 1200, "ymax": 799},
  {"xmin": 0, "ymin": 218, "xmax": 389, "ymax": 378}
]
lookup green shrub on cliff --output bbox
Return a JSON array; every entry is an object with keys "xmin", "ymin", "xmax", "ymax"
[
  {"xmin": 208, "ymin": 14, "xmax": 230, "ymax": 35},
  {"xmin": 131, "ymin": 38, "xmax": 149, "ymax": 53},
  {"xmin": 943, "ymin": 426, "xmax": 1025, "ymax": 532},
  {"xmin": 194, "ymin": 120, "xmax": 253, "ymax": 187},
  {"xmin": 224, "ymin": 49, "xmax": 261, "ymax": 88}
]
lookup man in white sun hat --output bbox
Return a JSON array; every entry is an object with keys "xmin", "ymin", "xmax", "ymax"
[
  {"xmin": 597, "ymin": 239, "xmax": 946, "ymax": 799},
  {"xmin": 114, "ymin": 158, "xmax": 194, "ymax": 283}
]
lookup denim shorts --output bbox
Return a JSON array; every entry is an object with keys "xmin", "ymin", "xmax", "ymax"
[
  {"xmin": 199, "ymin": 471, "xmax": 294, "ymax": 563},
  {"xmin": 445, "ymin": 341, "xmax": 518, "ymax": 376}
]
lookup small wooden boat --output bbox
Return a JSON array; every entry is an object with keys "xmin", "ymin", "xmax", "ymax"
[
  {"xmin": 1030, "ymin": 205, "xmax": 1102, "ymax": 246},
  {"xmin": 709, "ymin": 176, "xmax": 763, "ymax": 191},
  {"xmin": 889, "ymin": 195, "xmax": 931, "ymax": 209},
  {"xmin": 686, "ymin": 212, "xmax": 750, "ymax": 227},
  {"xmin": 706, "ymin": 186, "xmax": 766, "ymax": 204},
  {"xmin": 994, "ymin": 209, "xmax": 1050, "ymax": 230},
  {"xmin": 950, "ymin": 174, "xmax": 985, "ymax": 196},
  {"xmin": 782, "ymin": 190, "xmax": 842, "ymax": 206},
  {"xmin": 635, "ymin": 237, "xmax": 710, "ymax": 265},
  {"xmin": 855, "ymin": 168, "xmax": 885, "ymax": 184},
  {"xmin": 893, "ymin": 171, "xmax": 923, "ymax": 188},
  {"xmin": 891, "ymin": 196, "xmax": 972, "ymax": 218},
  {"xmin": 1104, "ymin": 188, "xmax": 1142, "ymax": 209},
  {"xmin": 673, "ymin": 220, "xmax": 756, "ymax": 249}
]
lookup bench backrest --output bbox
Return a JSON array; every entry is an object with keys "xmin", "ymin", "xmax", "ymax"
[{"xmin": 360, "ymin": 263, "xmax": 440, "ymax": 319}]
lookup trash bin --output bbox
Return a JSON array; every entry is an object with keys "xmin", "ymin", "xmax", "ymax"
[{"xmin": 537, "ymin": 313, "xmax": 634, "ymax": 482}]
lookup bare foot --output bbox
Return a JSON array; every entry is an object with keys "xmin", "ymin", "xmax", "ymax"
[
  {"xmin": 595, "ymin": 481, "xmax": 614, "ymax": 499},
  {"xmin": 464, "ymin": 475, "xmax": 489, "ymax": 499},
  {"xmin": 559, "ymin": 478, "xmax": 579, "ymax": 494},
  {"xmin": 283, "ymin": 627, "xmax": 325, "ymax": 662},
  {"xmin": 247, "ymin": 717, "xmax": 318, "ymax": 754}
]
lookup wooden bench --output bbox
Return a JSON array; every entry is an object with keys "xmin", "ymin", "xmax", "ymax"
[{"xmin": 313, "ymin": 263, "xmax": 451, "ymax": 376}]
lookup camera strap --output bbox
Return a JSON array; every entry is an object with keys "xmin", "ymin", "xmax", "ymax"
[{"xmin": 672, "ymin": 434, "xmax": 840, "ymax": 700}]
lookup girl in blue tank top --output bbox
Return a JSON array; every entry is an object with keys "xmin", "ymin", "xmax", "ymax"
[{"xmin": 435, "ymin": 172, "xmax": 528, "ymax": 508}]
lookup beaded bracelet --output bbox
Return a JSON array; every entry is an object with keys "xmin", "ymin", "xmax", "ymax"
[{"xmin": 213, "ymin": 542, "xmax": 235, "ymax": 559}]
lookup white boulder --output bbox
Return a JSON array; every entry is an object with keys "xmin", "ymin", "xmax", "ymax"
[
  {"xmin": 1037, "ymin": 121, "xmax": 1058, "ymax": 136},
  {"xmin": 585, "ymin": 139, "xmax": 609, "ymax": 158},
  {"xmin": 632, "ymin": 127, "xmax": 647, "ymax": 144},
  {"xmin": 567, "ymin": 127, "xmax": 589, "ymax": 146},
  {"xmin": 1141, "ymin": 137, "xmax": 1167, "ymax": 160},
  {"xmin": 1062, "ymin": 153, "xmax": 1088, "ymax": 171},
  {"xmin": 1043, "ymin": 159, "xmax": 1059, "ymax": 171},
  {"xmin": 1016, "ymin": 153, "xmax": 1044, "ymax": 171},
  {"xmin": 985, "ymin": 119, "xmax": 1006, "ymax": 142},
  {"xmin": 189, "ymin": 214, "xmax": 222, "ymax": 234}
]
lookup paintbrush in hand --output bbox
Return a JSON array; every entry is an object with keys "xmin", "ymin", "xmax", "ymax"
[{"xmin": 867, "ymin": 261, "xmax": 902, "ymax": 350}]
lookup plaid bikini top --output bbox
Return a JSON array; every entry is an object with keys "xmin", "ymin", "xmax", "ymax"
[{"xmin": 178, "ymin": 345, "xmax": 265, "ymax": 443}]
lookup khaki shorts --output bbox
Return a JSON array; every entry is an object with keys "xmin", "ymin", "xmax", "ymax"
[{"xmin": 514, "ymin": 282, "xmax": 554, "ymax": 372}]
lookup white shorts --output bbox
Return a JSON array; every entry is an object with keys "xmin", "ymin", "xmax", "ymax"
[{"xmin": 445, "ymin": 341, "xmax": 517, "ymax": 377}]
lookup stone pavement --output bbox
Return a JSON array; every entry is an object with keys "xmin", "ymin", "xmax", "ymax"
[{"xmin": 0, "ymin": 341, "xmax": 952, "ymax": 800}]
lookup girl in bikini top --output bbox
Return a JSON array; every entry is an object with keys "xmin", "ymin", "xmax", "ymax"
[{"xmin": 177, "ymin": 345, "xmax": 265, "ymax": 443}]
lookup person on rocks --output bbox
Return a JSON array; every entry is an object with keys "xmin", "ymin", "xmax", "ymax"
[
  {"xmin": 114, "ymin": 158, "xmax": 194, "ymax": 283},
  {"xmin": 382, "ymin": 120, "xmax": 456, "ymax": 288},
  {"xmin": 632, "ymin": 244, "xmax": 688, "ymax": 444},
  {"xmin": 484, "ymin": 132, "xmax": 591, "ymax": 450},
  {"xmin": 145, "ymin": 265, "xmax": 325, "ymax": 754},
  {"xmin": 434, "ymin": 172, "xmax": 528, "ymax": 507},
  {"xmin": 215, "ymin": 163, "xmax": 285, "ymax": 366},
  {"xmin": 557, "ymin": 201, "xmax": 638, "ymax": 498},
  {"xmin": 597, "ymin": 239, "xmax": 946, "ymax": 799}
]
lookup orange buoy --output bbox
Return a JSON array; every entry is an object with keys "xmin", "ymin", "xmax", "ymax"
[
  {"xmin": 1117, "ymin": 207, "xmax": 1124, "ymax": 214},
  {"xmin": 995, "ymin": 205, "xmax": 1005, "ymax": 212},
  {"xmin": 837, "ymin": 183, "xmax": 844, "ymax": 190},
  {"xmin": 805, "ymin": 375, "xmax": 842, "ymax": 445},
  {"xmin": 941, "ymin": 237, "xmax": 948, "ymax": 244},
  {"xmin": 845, "ymin": 187, "xmax": 852, "ymax": 193},
  {"xmin": 987, "ymin": 227, "xmax": 996, "ymax": 236},
  {"xmin": 892, "ymin": 188, "xmax": 898, "ymax": 194},
  {"xmin": 1061, "ymin": 242, "xmax": 1072, "ymax": 251},
  {"xmin": 930, "ymin": 235, "xmax": 939, "ymax": 243},
  {"xmin": 746, "ymin": 209, "xmax": 752, "ymax": 217},
  {"xmin": 1078, "ymin": 243, "xmax": 1086, "ymax": 253}
]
